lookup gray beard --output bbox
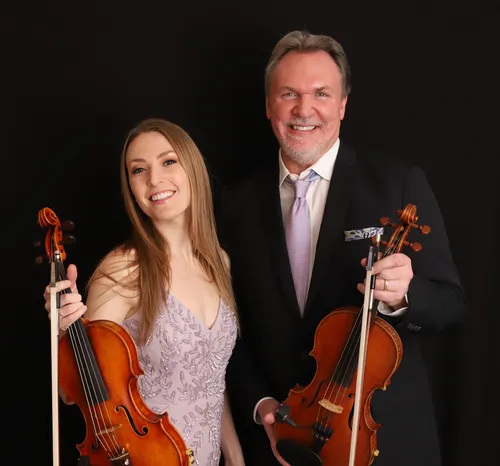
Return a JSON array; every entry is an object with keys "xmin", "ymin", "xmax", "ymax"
[{"xmin": 281, "ymin": 140, "xmax": 323, "ymax": 167}]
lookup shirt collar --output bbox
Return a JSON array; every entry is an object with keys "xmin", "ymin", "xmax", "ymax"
[{"xmin": 278, "ymin": 138, "xmax": 340, "ymax": 186}]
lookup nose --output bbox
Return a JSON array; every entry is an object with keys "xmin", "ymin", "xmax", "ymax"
[
  {"xmin": 146, "ymin": 170, "xmax": 163, "ymax": 187},
  {"xmin": 292, "ymin": 94, "xmax": 314, "ymax": 119}
]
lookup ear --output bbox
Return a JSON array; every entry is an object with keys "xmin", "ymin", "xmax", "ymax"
[
  {"xmin": 340, "ymin": 95, "xmax": 348, "ymax": 120},
  {"xmin": 265, "ymin": 96, "xmax": 271, "ymax": 120}
]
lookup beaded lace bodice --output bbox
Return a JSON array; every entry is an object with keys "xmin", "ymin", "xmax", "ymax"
[{"xmin": 122, "ymin": 294, "xmax": 237, "ymax": 465}]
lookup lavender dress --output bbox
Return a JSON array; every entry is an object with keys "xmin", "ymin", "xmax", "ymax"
[{"xmin": 122, "ymin": 294, "xmax": 238, "ymax": 465}]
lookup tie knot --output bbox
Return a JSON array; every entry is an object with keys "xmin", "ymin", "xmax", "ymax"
[{"xmin": 288, "ymin": 171, "xmax": 319, "ymax": 199}]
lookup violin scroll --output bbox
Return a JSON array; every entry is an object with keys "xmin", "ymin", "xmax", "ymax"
[
  {"xmin": 373, "ymin": 203, "xmax": 430, "ymax": 254},
  {"xmin": 34, "ymin": 207, "xmax": 76, "ymax": 265}
]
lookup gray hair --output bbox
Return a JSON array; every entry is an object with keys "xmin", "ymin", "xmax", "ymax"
[{"xmin": 264, "ymin": 30, "xmax": 352, "ymax": 98}]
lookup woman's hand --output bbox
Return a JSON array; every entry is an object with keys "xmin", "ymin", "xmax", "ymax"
[{"xmin": 43, "ymin": 264, "xmax": 87, "ymax": 332}]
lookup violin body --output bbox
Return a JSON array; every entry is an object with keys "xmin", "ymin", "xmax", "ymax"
[
  {"xmin": 36, "ymin": 207, "xmax": 194, "ymax": 465},
  {"xmin": 59, "ymin": 318, "xmax": 193, "ymax": 466},
  {"xmin": 274, "ymin": 307, "xmax": 402, "ymax": 466}
]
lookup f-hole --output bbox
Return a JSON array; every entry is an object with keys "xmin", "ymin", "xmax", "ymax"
[
  {"xmin": 116, "ymin": 405, "xmax": 149, "ymax": 436},
  {"xmin": 301, "ymin": 380, "xmax": 326, "ymax": 408}
]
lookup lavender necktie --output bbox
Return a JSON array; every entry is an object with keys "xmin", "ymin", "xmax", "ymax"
[{"xmin": 285, "ymin": 170, "xmax": 320, "ymax": 315}]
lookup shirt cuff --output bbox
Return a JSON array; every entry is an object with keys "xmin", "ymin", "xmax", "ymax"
[
  {"xmin": 377, "ymin": 293, "xmax": 409, "ymax": 317},
  {"xmin": 253, "ymin": 397, "xmax": 275, "ymax": 424}
]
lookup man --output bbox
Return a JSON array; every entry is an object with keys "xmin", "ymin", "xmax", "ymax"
[{"xmin": 217, "ymin": 30, "xmax": 466, "ymax": 466}]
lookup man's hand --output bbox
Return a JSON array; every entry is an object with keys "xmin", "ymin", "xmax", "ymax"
[
  {"xmin": 357, "ymin": 252, "xmax": 413, "ymax": 310},
  {"xmin": 257, "ymin": 398, "xmax": 291, "ymax": 466}
]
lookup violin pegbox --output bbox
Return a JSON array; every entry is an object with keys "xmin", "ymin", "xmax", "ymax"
[
  {"xmin": 373, "ymin": 204, "xmax": 431, "ymax": 253},
  {"xmin": 34, "ymin": 207, "xmax": 76, "ymax": 265}
]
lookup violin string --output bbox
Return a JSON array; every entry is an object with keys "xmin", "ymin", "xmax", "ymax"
[
  {"xmin": 57, "ymin": 260, "xmax": 121, "ymax": 459},
  {"xmin": 66, "ymin": 324, "xmax": 117, "ymax": 457},
  {"xmin": 320, "ymin": 240, "xmax": 398, "ymax": 428},
  {"xmin": 58, "ymin": 263, "xmax": 119, "ymax": 459},
  {"xmin": 317, "ymin": 309, "xmax": 363, "ymax": 427},
  {"xmin": 56, "ymin": 260, "xmax": 114, "ymax": 457},
  {"xmin": 320, "ymin": 242, "xmax": 387, "ymax": 425},
  {"xmin": 72, "ymin": 324, "xmax": 122, "ymax": 458},
  {"xmin": 316, "ymin": 237, "xmax": 398, "ymax": 430},
  {"xmin": 51, "ymin": 242, "xmax": 102, "ymax": 451}
]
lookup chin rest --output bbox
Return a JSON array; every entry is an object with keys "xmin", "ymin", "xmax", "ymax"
[{"xmin": 276, "ymin": 439, "xmax": 322, "ymax": 466}]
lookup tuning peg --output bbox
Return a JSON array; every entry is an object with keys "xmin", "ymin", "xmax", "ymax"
[
  {"xmin": 415, "ymin": 224, "xmax": 430, "ymax": 235},
  {"xmin": 379, "ymin": 217, "xmax": 398, "ymax": 229},
  {"xmin": 62, "ymin": 220, "xmax": 75, "ymax": 232},
  {"xmin": 63, "ymin": 234, "xmax": 76, "ymax": 245},
  {"xmin": 404, "ymin": 240, "xmax": 422, "ymax": 252},
  {"xmin": 35, "ymin": 254, "xmax": 48, "ymax": 265}
]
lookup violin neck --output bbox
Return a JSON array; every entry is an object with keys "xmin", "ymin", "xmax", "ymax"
[{"xmin": 54, "ymin": 258, "xmax": 110, "ymax": 405}]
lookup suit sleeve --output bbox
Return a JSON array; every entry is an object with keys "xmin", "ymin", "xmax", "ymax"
[
  {"xmin": 386, "ymin": 166, "xmax": 467, "ymax": 332},
  {"xmin": 225, "ymin": 335, "xmax": 272, "ymax": 423},
  {"xmin": 215, "ymin": 185, "xmax": 272, "ymax": 422}
]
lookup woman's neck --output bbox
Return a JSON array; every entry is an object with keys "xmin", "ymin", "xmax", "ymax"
[{"xmin": 155, "ymin": 219, "xmax": 194, "ymax": 260}]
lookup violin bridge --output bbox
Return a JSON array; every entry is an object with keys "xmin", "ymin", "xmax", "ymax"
[
  {"xmin": 97, "ymin": 424, "xmax": 122, "ymax": 436},
  {"xmin": 318, "ymin": 399, "xmax": 343, "ymax": 414}
]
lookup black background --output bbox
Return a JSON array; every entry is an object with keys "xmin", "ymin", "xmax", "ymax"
[{"xmin": 10, "ymin": 2, "xmax": 498, "ymax": 465}]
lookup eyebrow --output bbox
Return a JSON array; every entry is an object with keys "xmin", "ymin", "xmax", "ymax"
[
  {"xmin": 280, "ymin": 86, "xmax": 332, "ymax": 93},
  {"xmin": 128, "ymin": 150, "xmax": 176, "ymax": 164}
]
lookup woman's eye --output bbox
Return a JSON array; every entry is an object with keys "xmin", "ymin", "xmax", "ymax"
[
  {"xmin": 164, "ymin": 159, "xmax": 176, "ymax": 166},
  {"xmin": 132, "ymin": 167, "xmax": 144, "ymax": 174}
]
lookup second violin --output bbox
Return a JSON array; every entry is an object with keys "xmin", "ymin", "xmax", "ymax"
[{"xmin": 273, "ymin": 204, "xmax": 431, "ymax": 466}]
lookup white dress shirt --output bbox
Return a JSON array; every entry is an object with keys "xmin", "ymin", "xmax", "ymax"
[{"xmin": 253, "ymin": 138, "xmax": 409, "ymax": 424}]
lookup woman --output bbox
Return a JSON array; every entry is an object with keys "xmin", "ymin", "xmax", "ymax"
[{"xmin": 43, "ymin": 118, "xmax": 244, "ymax": 466}]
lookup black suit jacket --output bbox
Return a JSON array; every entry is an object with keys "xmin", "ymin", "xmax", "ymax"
[{"xmin": 216, "ymin": 141, "xmax": 466, "ymax": 466}]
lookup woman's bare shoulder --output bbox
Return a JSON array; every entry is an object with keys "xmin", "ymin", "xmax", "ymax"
[
  {"xmin": 96, "ymin": 246, "xmax": 138, "ymax": 284},
  {"xmin": 85, "ymin": 246, "xmax": 139, "ymax": 323}
]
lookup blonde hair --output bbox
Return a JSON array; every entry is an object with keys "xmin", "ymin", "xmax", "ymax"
[
  {"xmin": 265, "ymin": 30, "xmax": 352, "ymax": 98},
  {"xmin": 89, "ymin": 118, "xmax": 237, "ymax": 344}
]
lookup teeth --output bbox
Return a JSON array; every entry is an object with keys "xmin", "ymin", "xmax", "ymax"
[
  {"xmin": 151, "ymin": 191, "xmax": 174, "ymax": 201},
  {"xmin": 291, "ymin": 125, "xmax": 316, "ymax": 131}
]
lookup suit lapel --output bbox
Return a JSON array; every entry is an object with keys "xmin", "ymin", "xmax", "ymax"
[
  {"xmin": 259, "ymin": 162, "xmax": 302, "ymax": 318},
  {"xmin": 304, "ymin": 142, "xmax": 357, "ymax": 315}
]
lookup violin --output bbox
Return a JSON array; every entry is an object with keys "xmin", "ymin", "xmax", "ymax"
[
  {"xmin": 36, "ymin": 207, "xmax": 194, "ymax": 466},
  {"xmin": 273, "ymin": 204, "xmax": 431, "ymax": 466}
]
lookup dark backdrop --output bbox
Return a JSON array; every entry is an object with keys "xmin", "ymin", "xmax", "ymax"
[{"xmin": 11, "ymin": 3, "xmax": 498, "ymax": 466}]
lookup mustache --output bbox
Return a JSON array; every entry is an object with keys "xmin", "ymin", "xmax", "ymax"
[{"xmin": 285, "ymin": 118, "xmax": 324, "ymax": 127}]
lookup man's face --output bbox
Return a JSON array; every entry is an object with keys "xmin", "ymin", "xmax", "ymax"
[{"xmin": 266, "ymin": 50, "xmax": 348, "ymax": 169}]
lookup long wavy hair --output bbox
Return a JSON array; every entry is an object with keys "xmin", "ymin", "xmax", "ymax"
[{"xmin": 88, "ymin": 118, "xmax": 237, "ymax": 344}]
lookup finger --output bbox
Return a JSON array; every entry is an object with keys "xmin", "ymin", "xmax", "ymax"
[
  {"xmin": 59, "ymin": 292, "xmax": 84, "ymax": 307},
  {"xmin": 375, "ymin": 277, "xmax": 401, "ymax": 292},
  {"xmin": 263, "ymin": 412, "xmax": 275, "ymax": 425},
  {"xmin": 372, "ymin": 253, "xmax": 410, "ymax": 274},
  {"xmin": 59, "ymin": 306, "xmax": 87, "ymax": 331},
  {"xmin": 358, "ymin": 278, "xmax": 402, "ymax": 294},
  {"xmin": 357, "ymin": 283, "xmax": 407, "ymax": 308},
  {"xmin": 59, "ymin": 301, "xmax": 86, "ymax": 318},
  {"xmin": 48, "ymin": 302, "xmax": 86, "ymax": 321},
  {"xmin": 66, "ymin": 264, "xmax": 79, "ymax": 293},
  {"xmin": 44, "ymin": 281, "xmax": 73, "ymax": 312},
  {"xmin": 44, "ymin": 280, "xmax": 73, "ymax": 299},
  {"xmin": 45, "ymin": 292, "xmax": 84, "ymax": 315}
]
